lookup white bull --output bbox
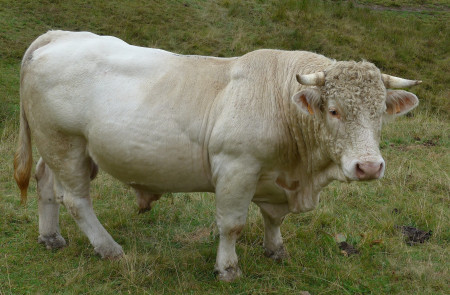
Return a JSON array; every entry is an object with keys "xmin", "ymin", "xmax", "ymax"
[{"xmin": 14, "ymin": 31, "xmax": 420, "ymax": 281}]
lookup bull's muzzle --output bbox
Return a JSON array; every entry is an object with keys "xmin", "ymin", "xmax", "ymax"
[
  {"xmin": 355, "ymin": 161, "xmax": 384, "ymax": 180},
  {"xmin": 342, "ymin": 156, "xmax": 385, "ymax": 181}
]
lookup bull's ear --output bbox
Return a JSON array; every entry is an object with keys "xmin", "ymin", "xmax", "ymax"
[
  {"xmin": 384, "ymin": 90, "xmax": 419, "ymax": 120},
  {"xmin": 292, "ymin": 88, "xmax": 321, "ymax": 116}
]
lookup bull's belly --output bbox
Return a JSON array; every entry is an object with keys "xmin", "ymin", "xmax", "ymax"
[{"xmin": 86, "ymin": 125, "xmax": 213, "ymax": 193}]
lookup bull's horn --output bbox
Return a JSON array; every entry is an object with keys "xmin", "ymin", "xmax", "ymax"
[
  {"xmin": 296, "ymin": 72, "xmax": 325, "ymax": 86},
  {"xmin": 381, "ymin": 74, "xmax": 422, "ymax": 88}
]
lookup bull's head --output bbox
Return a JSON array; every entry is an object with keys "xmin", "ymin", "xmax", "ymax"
[{"xmin": 292, "ymin": 61, "xmax": 420, "ymax": 181}]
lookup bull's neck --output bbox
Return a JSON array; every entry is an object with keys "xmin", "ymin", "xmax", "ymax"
[
  {"xmin": 272, "ymin": 68, "xmax": 333, "ymax": 180},
  {"xmin": 276, "ymin": 91, "xmax": 342, "ymax": 213},
  {"xmin": 284, "ymin": 110, "xmax": 333, "ymax": 180},
  {"xmin": 241, "ymin": 50, "xmax": 337, "ymax": 182},
  {"xmin": 251, "ymin": 51, "xmax": 342, "ymax": 212}
]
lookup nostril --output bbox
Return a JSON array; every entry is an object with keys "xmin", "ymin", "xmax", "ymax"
[{"xmin": 356, "ymin": 163, "xmax": 365, "ymax": 177}]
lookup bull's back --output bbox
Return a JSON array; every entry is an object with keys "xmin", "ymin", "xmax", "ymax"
[{"xmin": 21, "ymin": 31, "xmax": 232, "ymax": 193}]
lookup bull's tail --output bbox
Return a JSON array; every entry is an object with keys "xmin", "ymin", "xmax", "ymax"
[
  {"xmin": 14, "ymin": 31, "xmax": 62, "ymax": 205},
  {"xmin": 14, "ymin": 101, "xmax": 33, "ymax": 205}
]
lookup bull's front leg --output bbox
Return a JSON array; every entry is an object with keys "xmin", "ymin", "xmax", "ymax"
[
  {"xmin": 256, "ymin": 202, "xmax": 290, "ymax": 261},
  {"xmin": 213, "ymin": 158, "xmax": 260, "ymax": 282}
]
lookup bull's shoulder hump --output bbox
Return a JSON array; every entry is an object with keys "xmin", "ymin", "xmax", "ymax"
[{"xmin": 233, "ymin": 49, "xmax": 332, "ymax": 73}]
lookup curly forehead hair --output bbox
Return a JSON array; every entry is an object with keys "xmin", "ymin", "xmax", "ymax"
[
  {"xmin": 321, "ymin": 61, "xmax": 386, "ymax": 118},
  {"xmin": 325, "ymin": 61, "xmax": 382, "ymax": 86}
]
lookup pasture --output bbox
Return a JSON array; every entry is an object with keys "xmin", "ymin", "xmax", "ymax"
[{"xmin": 0, "ymin": 0, "xmax": 448, "ymax": 294}]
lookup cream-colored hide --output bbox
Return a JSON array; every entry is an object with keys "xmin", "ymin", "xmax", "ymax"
[{"xmin": 15, "ymin": 31, "xmax": 420, "ymax": 282}]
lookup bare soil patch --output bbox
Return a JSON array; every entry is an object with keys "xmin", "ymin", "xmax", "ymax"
[
  {"xmin": 339, "ymin": 242, "xmax": 360, "ymax": 256},
  {"xmin": 353, "ymin": 1, "xmax": 450, "ymax": 13}
]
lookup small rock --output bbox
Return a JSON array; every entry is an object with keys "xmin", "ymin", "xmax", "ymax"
[{"xmin": 334, "ymin": 233, "xmax": 347, "ymax": 243}]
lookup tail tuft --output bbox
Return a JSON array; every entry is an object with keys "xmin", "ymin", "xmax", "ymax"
[{"xmin": 14, "ymin": 104, "xmax": 32, "ymax": 205}]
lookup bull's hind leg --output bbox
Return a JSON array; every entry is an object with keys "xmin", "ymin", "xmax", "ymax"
[
  {"xmin": 36, "ymin": 157, "xmax": 100, "ymax": 250},
  {"xmin": 41, "ymin": 135, "xmax": 123, "ymax": 259},
  {"xmin": 35, "ymin": 158, "xmax": 66, "ymax": 249}
]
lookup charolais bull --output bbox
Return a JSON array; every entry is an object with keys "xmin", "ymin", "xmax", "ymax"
[{"xmin": 14, "ymin": 31, "xmax": 420, "ymax": 281}]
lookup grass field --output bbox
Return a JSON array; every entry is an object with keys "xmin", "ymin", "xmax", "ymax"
[{"xmin": 0, "ymin": 0, "xmax": 449, "ymax": 294}]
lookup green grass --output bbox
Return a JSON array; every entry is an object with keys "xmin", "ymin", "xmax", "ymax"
[{"xmin": 0, "ymin": 0, "xmax": 449, "ymax": 294}]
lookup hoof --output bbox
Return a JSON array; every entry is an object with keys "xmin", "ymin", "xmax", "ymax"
[
  {"xmin": 38, "ymin": 233, "xmax": 67, "ymax": 250},
  {"xmin": 138, "ymin": 207, "xmax": 151, "ymax": 214},
  {"xmin": 264, "ymin": 245, "xmax": 288, "ymax": 262},
  {"xmin": 94, "ymin": 242, "xmax": 124, "ymax": 259},
  {"xmin": 214, "ymin": 266, "xmax": 242, "ymax": 282}
]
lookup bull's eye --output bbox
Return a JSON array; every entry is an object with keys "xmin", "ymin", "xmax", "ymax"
[{"xmin": 329, "ymin": 109, "xmax": 340, "ymax": 118}]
